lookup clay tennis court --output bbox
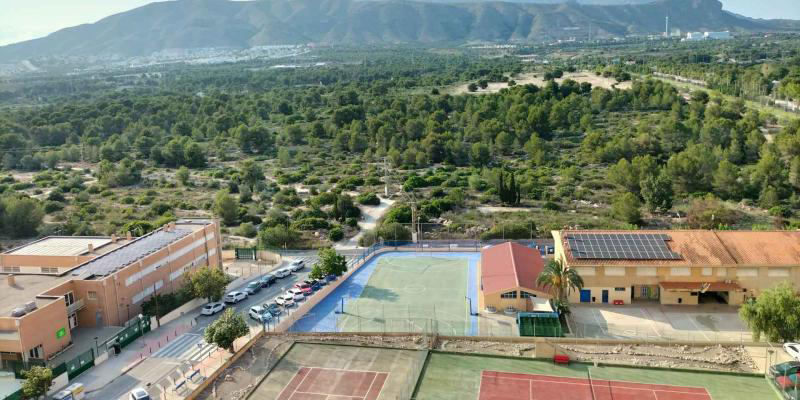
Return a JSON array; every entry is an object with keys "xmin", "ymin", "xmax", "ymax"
[
  {"xmin": 479, "ymin": 371, "xmax": 713, "ymax": 400},
  {"xmin": 277, "ymin": 367, "xmax": 388, "ymax": 400}
]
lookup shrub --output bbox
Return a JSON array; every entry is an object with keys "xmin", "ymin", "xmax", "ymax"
[
  {"xmin": 329, "ymin": 226, "xmax": 344, "ymax": 241},
  {"xmin": 357, "ymin": 192, "xmax": 380, "ymax": 206}
]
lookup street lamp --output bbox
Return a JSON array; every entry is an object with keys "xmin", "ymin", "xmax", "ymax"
[
  {"xmin": 126, "ymin": 304, "xmax": 131, "ymax": 322},
  {"xmin": 93, "ymin": 336, "xmax": 99, "ymax": 356}
]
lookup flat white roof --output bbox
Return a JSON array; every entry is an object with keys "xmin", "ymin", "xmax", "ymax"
[{"xmin": 5, "ymin": 237, "xmax": 112, "ymax": 257}]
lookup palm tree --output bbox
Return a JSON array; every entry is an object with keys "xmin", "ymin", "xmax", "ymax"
[{"xmin": 536, "ymin": 259, "xmax": 584, "ymax": 302}]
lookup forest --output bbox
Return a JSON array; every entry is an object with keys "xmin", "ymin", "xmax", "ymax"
[{"xmin": 0, "ymin": 40, "xmax": 798, "ymax": 248}]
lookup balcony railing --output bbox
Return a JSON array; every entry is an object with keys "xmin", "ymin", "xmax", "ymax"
[{"xmin": 67, "ymin": 299, "xmax": 85, "ymax": 314}]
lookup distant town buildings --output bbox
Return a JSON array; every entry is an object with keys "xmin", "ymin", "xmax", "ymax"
[{"xmin": 683, "ymin": 31, "xmax": 732, "ymax": 41}]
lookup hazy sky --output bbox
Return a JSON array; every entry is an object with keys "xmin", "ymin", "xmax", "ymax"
[{"xmin": 0, "ymin": 0, "xmax": 799, "ymax": 46}]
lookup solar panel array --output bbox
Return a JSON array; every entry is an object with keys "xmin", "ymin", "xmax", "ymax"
[
  {"xmin": 74, "ymin": 229, "xmax": 192, "ymax": 279},
  {"xmin": 566, "ymin": 233, "xmax": 681, "ymax": 260}
]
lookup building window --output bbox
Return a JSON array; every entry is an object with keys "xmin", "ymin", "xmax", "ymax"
[
  {"xmin": 614, "ymin": 287, "xmax": 626, "ymax": 291},
  {"xmin": 641, "ymin": 286, "xmax": 650, "ymax": 297},
  {"xmin": 64, "ymin": 292, "xmax": 74, "ymax": 307},
  {"xmin": 520, "ymin": 291, "xmax": 537, "ymax": 298},
  {"xmin": 28, "ymin": 345, "xmax": 43, "ymax": 360},
  {"xmin": 87, "ymin": 291, "xmax": 97, "ymax": 300},
  {"xmin": 41, "ymin": 267, "xmax": 58, "ymax": 274},
  {"xmin": 3, "ymin": 266, "xmax": 20, "ymax": 273},
  {"xmin": 500, "ymin": 291, "xmax": 517, "ymax": 299}
]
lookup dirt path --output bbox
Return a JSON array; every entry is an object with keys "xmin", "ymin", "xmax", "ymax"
[{"xmin": 335, "ymin": 197, "xmax": 395, "ymax": 250}]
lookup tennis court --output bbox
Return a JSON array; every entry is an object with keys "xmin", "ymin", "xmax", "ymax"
[
  {"xmin": 277, "ymin": 367, "xmax": 388, "ymax": 400},
  {"xmin": 291, "ymin": 252, "xmax": 480, "ymax": 335},
  {"xmin": 248, "ymin": 343, "xmax": 425, "ymax": 400},
  {"xmin": 479, "ymin": 371, "xmax": 712, "ymax": 400},
  {"xmin": 414, "ymin": 352, "xmax": 776, "ymax": 400}
]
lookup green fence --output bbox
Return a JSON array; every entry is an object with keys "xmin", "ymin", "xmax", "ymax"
[
  {"xmin": 66, "ymin": 348, "xmax": 95, "ymax": 381},
  {"xmin": 3, "ymin": 389, "xmax": 21, "ymax": 400},
  {"xmin": 517, "ymin": 313, "xmax": 563, "ymax": 337},
  {"xmin": 117, "ymin": 317, "xmax": 151, "ymax": 348},
  {"xmin": 235, "ymin": 248, "xmax": 257, "ymax": 260}
]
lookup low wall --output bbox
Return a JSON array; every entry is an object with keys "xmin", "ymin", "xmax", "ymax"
[
  {"xmin": 221, "ymin": 250, "xmax": 281, "ymax": 264},
  {"xmin": 158, "ymin": 298, "xmax": 206, "ymax": 326},
  {"xmin": 185, "ymin": 330, "xmax": 265, "ymax": 400}
]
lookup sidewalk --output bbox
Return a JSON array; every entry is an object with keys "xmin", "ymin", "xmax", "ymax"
[{"xmin": 78, "ymin": 273, "xmax": 255, "ymax": 394}]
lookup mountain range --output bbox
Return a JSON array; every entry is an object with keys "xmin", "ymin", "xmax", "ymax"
[{"xmin": 0, "ymin": 0, "xmax": 798, "ymax": 61}]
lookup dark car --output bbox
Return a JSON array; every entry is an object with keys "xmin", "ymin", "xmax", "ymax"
[
  {"xmin": 325, "ymin": 274, "xmax": 337, "ymax": 282},
  {"xmin": 304, "ymin": 279, "xmax": 322, "ymax": 291},
  {"xmin": 259, "ymin": 274, "xmax": 277, "ymax": 288},
  {"xmin": 770, "ymin": 361, "xmax": 800, "ymax": 377},
  {"xmin": 244, "ymin": 281, "xmax": 262, "ymax": 295},
  {"xmin": 263, "ymin": 302, "xmax": 282, "ymax": 316}
]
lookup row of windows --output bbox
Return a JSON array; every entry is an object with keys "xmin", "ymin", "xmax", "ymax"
[
  {"xmin": 500, "ymin": 291, "xmax": 538, "ymax": 299},
  {"xmin": 125, "ymin": 238, "xmax": 210, "ymax": 287}
]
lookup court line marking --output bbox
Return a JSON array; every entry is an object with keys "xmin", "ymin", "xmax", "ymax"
[
  {"xmin": 638, "ymin": 306, "xmax": 663, "ymax": 338},
  {"xmin": 684, "ymin": 313, "xmax": 712, "ymax": 341},
  {"xmin": 480, "ymin": 371, "xmax": 711, "ymax": 393},
  {"xmin": 371, "ymin": 372, "xmax": 389, "ymax": 400},
  {"xmin": 480, "ymin": 375, "xmax": 710, "ymax": 397},
  {"xmin": 481, "ymin": 370, "xmax": 711, "ymax": 397}
]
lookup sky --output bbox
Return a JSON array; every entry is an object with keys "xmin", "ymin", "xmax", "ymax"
[{"xmin": 0, "ymin": 0, "xmax": 799, "ymax": 46}]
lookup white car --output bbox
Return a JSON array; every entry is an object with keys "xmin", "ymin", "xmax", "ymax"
[
  {"xmin": 224, "ymin": 291, "xmax": 247, "ymax": 304},
  {"xmin": 275, "ymin": 267, "xmax": 292, "ymax": 278},
  {"xmin": 130, "ymin": 388, "xmax": 151, "ymax": 400},
  {"xmin": 289, "ymin": 260, "xmax": 305, "ymax": 272},
  {"xmin": 287, "ymin": 289, "xmax": 305, "ymax": 301},
  {"xmin": 200, "ymin": 302, "xmax": 225, "ymax": 316},
  {"xmin": 784, "ymin": 343, "xmax": 800, "ymax": 361},
  {"xmin": 248, "ymin": 306, "xmax": 274, "ymax": 322},
  {"xmin": 275, "ymin": 294, "xmax": 295, "ymax": 307}
]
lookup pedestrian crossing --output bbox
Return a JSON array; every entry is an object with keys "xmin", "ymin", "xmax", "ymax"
[{"xmin": 151, "ymin": 333, "xmax": 216, "ymax": 362}]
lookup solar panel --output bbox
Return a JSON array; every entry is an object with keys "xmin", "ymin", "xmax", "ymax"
[
  {"xmin": 73, "ymin": 229, "xmax": 193, "ymax": 278},
  {"xmin": 566, "ymin": 233, "xmax": 681, "ymax": 260}
]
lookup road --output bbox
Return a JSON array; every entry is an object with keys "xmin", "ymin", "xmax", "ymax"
[{"xmin": 88, "ymin": 258, "xmax": 318, "ymax": 400}]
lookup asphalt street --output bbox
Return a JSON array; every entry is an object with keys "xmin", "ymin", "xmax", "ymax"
[{"xmin": 88, "ymin": 259, "xmax": 318, "ymax": 400}]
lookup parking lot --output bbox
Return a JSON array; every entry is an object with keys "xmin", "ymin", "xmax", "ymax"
[{"xmin": 569, "ymin": 303, "xmax": 753, "ymax": 342}]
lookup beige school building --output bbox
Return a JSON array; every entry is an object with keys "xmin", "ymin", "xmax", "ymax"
[
  {"xmin": 0, "ymin": 219, "xmax": 221, "ymax": 363},
  {"xmin": 551, "ymin": 230, "xmax": 800, "ymax": 306}
]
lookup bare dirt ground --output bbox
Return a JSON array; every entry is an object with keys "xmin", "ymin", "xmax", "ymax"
[
  {"xmin": 334, "ymin": 196, "xmax": 395, "ymax": 250},
  {"xmin": 449, "ymin": 71, "xmax": 633, "ymax": 95},
  {"xmin": 197, "ymin": 333, "xmax": 759, "ymax": 399},
  {"xmin": 559, "ymin": 343, "xmax": 758, "ymax": 373}
]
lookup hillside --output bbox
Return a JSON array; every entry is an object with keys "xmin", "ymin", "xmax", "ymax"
[{"xmin": 0, "ymin": 0, "xmax": 798, "ymax": 60}]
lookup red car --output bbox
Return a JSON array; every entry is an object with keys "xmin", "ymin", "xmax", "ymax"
[{"xmin": 294, "ymin": 282, "xmax": 312, "ymax": 296}]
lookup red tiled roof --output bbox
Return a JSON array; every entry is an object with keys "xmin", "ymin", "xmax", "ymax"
[
  {"xmin": 659, "ymin": 281, "xmax": 742, "ymax": 291},
  {"xmin": 481, "ymin": 242, "xmax": 546, "ymax": 294}
]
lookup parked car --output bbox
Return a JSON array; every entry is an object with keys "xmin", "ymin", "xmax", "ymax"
[
  {"xmin": 224, "ymin": 291, "xmax": 247, "ymax": 304},
  {"xmin": 770, "ymin": 361, "xmax": 800, "ymax": 377},
  {"xmin": 200, "ymin": 302, "xmax": 224, "ymax": 316},
  {"xmin": 785, "ymin": 343, "xmax": 800, "ymax": 361},
  {"xmin": 325, "ymin": 274, "xmax": 337, "ymax": 282},
  {"xmin": 130, "ymin": 388, "xmax": 151, "ymax": 400},
  {"xmin": 259, "ymin": 274, "xmax": 277, "ymax": 287},
  {"xmin": 276, "ymin": 294, "xmax": 295, "ymax": 307},
  {"xmin": 289, "ymin": 260, "xmax": 305, "ymax": 271},
  {"xmin": 316, "ymin": 278, "xmax": 327, "ymax": 287},
  {"xmin": 248, "ymin": 306, "xmax": 274, "ymax": 322},
  {"xmin": 275, "ymin": 267, "xmax": 292, "ymax": 278},
  {"xmin": 304, "ymin": 279, "xmax": 322, "ymax": 291},
  {"xmin": 263, "ymin": 302, "xmax": 282, "ymax": 316},
  {"xmin": 287, "ymin": 289, "xmax": 305, "ymax": 301},
  {"xmin": 244, "ymin": 281, "xmax": 262, "ymax": 295},
  {"xmin": 294, "ymin": 282, "xmax": 313, "ymax": 295}
]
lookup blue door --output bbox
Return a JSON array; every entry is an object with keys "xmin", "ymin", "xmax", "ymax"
[
  {"xmin": 602, "ymin": 290, "xmax": 609, "ymax": 303},
  {"xmin": 579, "ymin": 289, "xmax": 591, "ymax": 303}
]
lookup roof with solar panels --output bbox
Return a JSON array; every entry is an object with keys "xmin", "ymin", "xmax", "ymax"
[{"xmin": 552, "ymin": 230, "xmax": 800, "ymax": 267}]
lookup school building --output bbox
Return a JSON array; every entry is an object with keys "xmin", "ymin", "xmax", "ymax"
[
  {"xmin": 0, "ymin": 219, "xmax": 221, "ymax": 363},
  {"xmin": 551, "ymin": 230, "xmax": 800, "ymax": 306}
]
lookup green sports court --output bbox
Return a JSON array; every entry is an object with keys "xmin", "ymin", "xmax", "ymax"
[{"xmin": 291, "ymin": 252, "xmax": 481, "ymax": 335}]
